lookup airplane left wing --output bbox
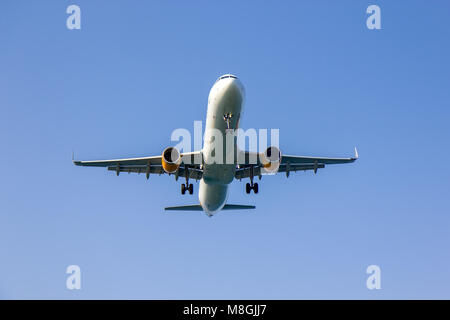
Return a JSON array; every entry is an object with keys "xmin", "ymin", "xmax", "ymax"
[
  {"xmin": 73, "ymin": 155, "xmax": 162, "ymax": 167},
  {"xmin": 73, "ymin": 151, "xmax": 203, "ymax": 180}
]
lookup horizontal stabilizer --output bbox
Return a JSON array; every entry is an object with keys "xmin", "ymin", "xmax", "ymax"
[
  {"xmin": 164, "ymin": 204, "xmax": 255, "ymax": 211},
  {"xmin": 165, "ymin": 205, "xmax": 203, "ymax": 211},
  {"xmin": 222, "ymin": 204, "xmax": 255, "ymax": 210}
]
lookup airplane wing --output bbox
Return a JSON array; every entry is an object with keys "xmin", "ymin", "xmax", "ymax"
[
  {"xmin": 235, "ymin": 148, "xmax": 358, "ymax": 179},
  {"xmin": 73, "ymin": 151, "xmax": 203, "ymax": 180},
  {"xmin": 281, "ymin": 147, "xmax": 358, "ymax": 166}
]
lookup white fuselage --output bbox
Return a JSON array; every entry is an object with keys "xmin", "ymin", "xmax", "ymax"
[{"xmin": 199, "ymin": 75, "xmax": 245, "ymax": 215}]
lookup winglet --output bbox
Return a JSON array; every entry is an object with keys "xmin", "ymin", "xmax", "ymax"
[
  {"xmin": 72, "ymin": 151, "xmax": 81, "ymax": 166},
  {"xmin": 354, "ymin": 147, "xmax": 359, "ymax": 159}
]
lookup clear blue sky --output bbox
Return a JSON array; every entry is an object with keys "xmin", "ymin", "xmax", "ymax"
[{"xmin": 1, "ymin": 1, "xmax": 449, "ymax": 299}]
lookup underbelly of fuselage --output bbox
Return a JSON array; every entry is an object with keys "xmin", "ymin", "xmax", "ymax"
[{"xmin": 199, "ymin": 76, "xmax": 244, "ymax": 215}]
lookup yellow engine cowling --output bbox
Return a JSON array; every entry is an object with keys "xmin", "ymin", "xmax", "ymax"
[
  {"xmin": 161, "ymin": 147, "xmax": 181, "ymax": 173},
  {"xmin": 260, "ymin": 146, "xmax": 281, "ymax": 174}
]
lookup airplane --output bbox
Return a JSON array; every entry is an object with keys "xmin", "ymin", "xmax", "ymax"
[{"xmin": 73, "ymin": 74, "xmax": 358, "ymax": 216}]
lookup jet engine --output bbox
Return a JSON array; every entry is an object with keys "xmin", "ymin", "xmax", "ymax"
[
  {"xmin": 260, "ymin": 146, "xmax": 281, "ymax": 174},
  {"xmin": 161, "ymin": 147, "xmax": 181, "ymax": 173}
]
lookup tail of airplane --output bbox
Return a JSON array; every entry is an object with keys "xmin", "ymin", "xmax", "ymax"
[{"xmin": 164, "ymin": 204, "xmax": 255, "ymax": 211}]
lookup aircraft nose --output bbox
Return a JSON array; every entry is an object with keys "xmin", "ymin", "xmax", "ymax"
[{"xmin": 222, "ymin": 77, "xmax": 245, "ymax": 99}]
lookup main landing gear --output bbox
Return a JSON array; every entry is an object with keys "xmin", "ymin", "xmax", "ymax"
[
  {"xmin": 181, "ymin": 183, "xmax": 193, "ymax": 195},
  {"xmin": 246, "ymin": 182, "xmax": 258, "ymax": 194},
  {"xmin": 181, "ymin": 165, "xmax": 193, "ymax": 195},
  {"xmin": 245, "ymin": 165, "xmax": 259, "ymax": 194}
]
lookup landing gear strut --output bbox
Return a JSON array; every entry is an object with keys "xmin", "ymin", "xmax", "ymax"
[
  {"xmin": 181, "ymin": 166, "xmax": 193, "ymax": 195},
  {"xmin": 245, "ymin": 166, "xmax": 259, "ymax": 194},
  {"xmin": 223, "ymin": 113, "xmax": 233, "ymax": 129}
]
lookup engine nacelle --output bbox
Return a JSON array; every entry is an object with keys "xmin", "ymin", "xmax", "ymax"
[
  {"xmin": 260, "ymin": 146, "xmax": 281, "ymax": 174},
  {"xmin": 161, "ymin": 147, "xmax": 181, "ymax": 173}
]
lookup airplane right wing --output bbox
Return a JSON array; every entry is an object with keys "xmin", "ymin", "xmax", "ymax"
[{"xmin": 235, "ymin": 148, "xmax": 358, "ymax": 179}]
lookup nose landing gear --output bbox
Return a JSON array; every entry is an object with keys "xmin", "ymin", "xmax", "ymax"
[{"xmin": 223, "ymin": 113, "xmax": 233, "ymax": 129}]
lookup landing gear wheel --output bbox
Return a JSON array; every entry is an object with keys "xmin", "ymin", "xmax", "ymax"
[
  {"xmin": 181, "ymin": 184, "xmax": 186, "ymax": 195},
  {"xmin": 188, "ymin": 183, "xmax": 193, "ymax": 195},
  {"xmin": 246, "ymin": 183, "xmax": 251, "ymax": 194},
  {"xmin": 253, "ymin": 183, "xmax": 259, "ymax": 194}
]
